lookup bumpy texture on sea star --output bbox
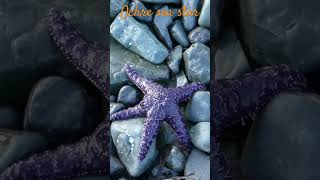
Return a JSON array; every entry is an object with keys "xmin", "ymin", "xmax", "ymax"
[
  {"xmin": 0, "ymin": 9, "xmax": 108, "ymax": 180},
  {"xmin": 111, "ymin": 64, "xmax": 205, "ymax": 161},
  {"xmin": 212, "ymin": 64, "xmax": 308, "ymax": 179}
]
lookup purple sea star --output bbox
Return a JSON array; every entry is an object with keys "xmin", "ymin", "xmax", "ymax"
[
  {"xmin": 0, "ymin": 9, "xmax": 108, "ymax": 180},
  {"xmin": 212, "ymin": 64, "xmax": 308, "ymax": 179},
  {"xmin": 111, "ymin": 64, "xmax": 205, "ymax": 161}
]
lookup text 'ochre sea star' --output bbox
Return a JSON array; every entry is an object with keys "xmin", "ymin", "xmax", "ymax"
[
  {"xmin": 111, "ymin": 64, "xmax": 205, "ymax": 161},
  {"xmin": 212, "ymin": 64, "xmax": 308, "ymax": 179}
]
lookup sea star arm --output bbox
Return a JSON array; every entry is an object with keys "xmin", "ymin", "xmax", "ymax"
[
  {"xmin": 165, "ymin": 106, "xmax": 192, "ymax": 151},
  {"xmin": 110, "ymin": 104, "xmax": 146, "ymax": 121},
  {"xmin": 48, "ymin": 9, "xmax": 108, "ymax": 98},
  {"xmin": 122, "ymin": 64, "xmax": 163, "ymax": 94},
  {"xmin": 0, "ymin": 122, "xmax": 108, "ymax": 180},
  {"xmin": 173, "ymin": 82, "xmax": 206, "ymax": 103},
  {"xmin": 213, "ymin": 64, "xmax": 308, "ymax": 135},
  {"xmin": 138, "ymin": 105, "xmax": 165, "ymax": 161}
]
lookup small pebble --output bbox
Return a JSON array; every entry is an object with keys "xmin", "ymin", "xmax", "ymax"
[
  {"xmin": 186, "ymin": 91, "xmax": 210, "ymax": 122},
  {"xmin": 188, "ymin": 27, "xmax": 210, "ymax": 44},
  {"xmin": 117, "ymin": 85, "xmax": 139, "ymax": 106},
  {"xmin": 170, "ymin": 20, "xmax": 190, "ymax": 48},
  {"xmin": 190, "ymin": 122, "xmax": 210, "ymax": 153},
  {"xmin": 165, "ymin": 146, "xmax": 186, "ymax": 172},
  {"xmin": 167, "ymin": 45, "xmax": 182, "ymax": 74}
]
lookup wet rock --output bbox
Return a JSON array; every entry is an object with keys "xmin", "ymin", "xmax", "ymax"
[
  {"xmin": 167, "ymin": 45, "xmax": 183, "ymax": 74},
  {"xmin": 153, "ymin": 6, "xmax": 173, "ymax": 49},
  {"xmin": 158, "ymin": 122, "xmax": 178, "ymax": 147},
  {"xmin": 110, "ymin": 38, "xmax": 169, "ymax": 93},
  {"xmin": 111, "ymin": 118, "xmax": 158, "ymax": 177},
  {"xmin": 130, "ymin": 0, "xmax": 153, "ymax": 23},
  {"xmin": 152, "ymin": 164, "xmax": 179, "ymax": 178},
  {"xmin": 0, "ymin": 130, "xmax": 47, "ymax": 173},
  {"xmin": 190, "ymin": 122, "xmax": 210, "ymax": 153},
  {"xmin": 215, "ymin": 26, "xmax": 251, "ymax": 79},
  {"xmin": 111, "ymin": 15, "xmax": 169, "ymax": 64},
  {"xmin": 111, "ymin": 0, "xmax": 129, "ymax": 19},
  {"xmin": 184, "ymin": 149, "xmax": 210, "ymax": 180},
  {"xmin": 0, "ymin": 107, "xmax": 19, "ymax": 129},
  {"xmin": 188, "ymin": 27, "xmax": 210, "ymax": 44},
  {"xmin": 170, "ymin": 20, "xmax": 190, "ymax": 48},
  {"xmin": 176, "ymin": 71, "xmax": 188, "ymax": 87},
  {"xmin": 117, "ymin": 86, "xmax": 139, "ymax": 106},
  {"xmin": 24, "ymin": 77, "xmax": 88, "ymax": 138},
  {"xmin": 183, "ymin": 43, "xmax": 210, "ymax": 84},
  {"xmin": 243, "ymin": 92, "xmax": 320, "ymax": 180},
  {"xmin": 110, "ymin": 155, "xmax": 125, "ymax": 175},
  {"xmin": 186, "ymin": 91, "xmax": 210, "ymax": 122},
  {"xmin": 110, "ymin": 103, "xmax": 125, "ymax": 115},
  {"xmin": 198, "ymin": 0, "xmax": 210, "ymax": 28},
  {"xmin": 182, "ymin": 0, "xmax": 201, "ymax": 31},
  {"xmin": 165, "ymin": 146, "xmax": 186, "ymax": 172}
]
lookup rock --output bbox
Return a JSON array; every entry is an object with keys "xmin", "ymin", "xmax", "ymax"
[
  {"xmin": 182, "ymin": 0, "xmax": 201, "ymax": 31},
  {"xmin": 0, "ymin": 107, "xmax": 19, "ymax": 129},
  {"xmin": 167, "ymin": 45, "xmax": 183, "ymax": 74},
  {"xmin": 111, "ymin": 118, "xmax": 158, "ymax": 177},
  {"xmin": 186, "ymin": 91, "xmax": 210, "ymax": 122},
  {"xmin": 140, "ymin": 0, "xmax": 180, "ymax": 4},
  {"xmin": 215, "ymin": 26, "xmax": 251, "ymax": 79},
  {"xmin": 110, "ymin": 103, "xmax": 125, "ymax": 115},
  {"xmin": 158, "ymin": 122, "xmax": 178, "ymax": 147},
  {"xmin": 190, "ymin": 122, "xmax": 210, "ymax": 153},
  {"xmin": 152, "ymin": 164, "xmax": 179, "ymax": 178},
  {"xmin": 242, "ymin": 92, "xmax": 320, "ymax": 180},
  {"xmin": 110, "ymin": 155, "xmax": 125, "ymax": 175},
  {"xmin": 198, "ymin": 0, "xmax": 210, "ymax": 28},
  {"xmin": 110, "ymin": 38, "xmax": 169, "ymax": 93},
  {"xmin": 188, "ymin": 27, "xmax": 210, "ymax": 44},
  {"xmin": 110, "ymin": 0, "xmax": 129, "ymax": 19},
  {"xmin": 165, "ymin": 146, "xmax": 186, "ymax": 172},
  {"xmin": 111, "ymin": 15, "xmax": 169, "ymax": 64},
  {"xmin": 0, "ymin": 130, "xmax": 47, "ymax": 173},
  {"xmin": 239, "ymin": 0, "xmax": 320, "ymax": 74},
  {"xmin": 24, "ymin": 77, "xmax": 88, "ymax": 138},
  {"xmin": 176, "ymin": 71, "xmax": 188, "ymax": 87},
  {"xmin": 184, "ymin": 149, "xmax": 210, "ymax": 180},
  {"xmin": 117, "ymin": 86, "xmax": 139, "ymax": 106},
  {"xmin": 130, "ymin": 0, "xmax": 153, "ymax": 23},
  {"xmin": 153, "ymin": 6, "xmax": 173, "ymax": 49},
  {"xmin": 170, "ymin": 20, "xmax": 190, "ymax": 48},
  {"xmin": 183, "ymin": 43, "xmax": 210, "ymax": 84}
]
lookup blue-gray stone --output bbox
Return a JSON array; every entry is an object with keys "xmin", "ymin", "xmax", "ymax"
[
  {"xmin": 110, "ymin": 102, "xmax": 125, "ymax": 115},
  {"xmin": 111, "ymin": 118, "xmax": 158, "ymax": 177},
  {"xmin": 183, "ymin": 43, "xmax": 210, "ymax": 84},
  {"xmin": 188, "ymin": 27, "xmax": 210, "ymax": 44},
  {"xmin": 176, "ymin": 70, "xmax": 188, "ymax": 87},
  {"xmin": 158, "ymin": 122, "xmax": 178, "ymax": 147},
  {"xmin": 153, "ymin": 6, "xmax": 173, "ymax": 49},
  {"xmin": 165, "ymin": 146, "xmax": 186, "ymax": 172},
  {"xmin": 198, "ymin": 0, "xmax": 210, "ymax": 28},
  {"xmin": 215, "ymin": 26, "xmax": 251, "ymax": 79},
  {"xmin": 186, "ymin": 91, "xmax": 210, "ymax": 122},
  {"xmin": 184, "ymin": 149, "xmax": 210, "ymax": 180},
  {"xmin": 0, "ymin": 130, "xmax": 48, "ymax": 172},
  {"xmin": 190, "ymin": 122, "xmax": 210, "ymax": 153},
  {"xmin": 130, "ymin": 0, "xmax": 153, "ymax": 23},
  {"xmin": 182, "ymin": 0, "xmax": 201, "ymax": 31},
  {"xmin": 151, "ymin": 165, "xmax": 179, "ymax": 178},
  {"xmin": 140, "ymin": 0, "xmax": 180, "ymax": 4},
  {"xmin": 111, "ymin": 0, "xmax": 129, "ymax": 19},
  {"xmin": 110, "ymin": 38, "xmax": 169, "ymax": 93},
  {"xmin": 117, "ymin": 85, "xmax": 139, "ymax": 106},
  {"xmin": 170, "ymin": 20, "xmax": 190, "ymax": 48},
  {"xmin": 167, "ymin": 45, "xmax": 182, "ymax": 74},
  {"xmin": 0, "ymin": 107, "xmax": 19, "ymax": 129},
  {"xmin": 111, "ymin": 15, "xmax": 169, "ymax": 64},
  {"xmin": 111, "ymin": 155, "xmax": 125, "ymax": 175}
]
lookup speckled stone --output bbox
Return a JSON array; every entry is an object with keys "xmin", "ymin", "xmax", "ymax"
[
  {"xmin": 176, "ymin": 70, "xmax": 188, "ymax": 87},
  {"xmin": 182, "ymin": 0, "xmax": 201, "ymax": 31},
  {"xmin": 110, "ymin": 102, "xmax": 125, "ymax": 115},
  {"xmin": 111, "ymin": 0, "xmax": 129, "ymax": 18},
  {"xmin": 167, "ymin": 45, "xmax": 182, "ymax": 74},
  {"xmin": 153, "ymin": 5, "xmax": 173, "ymax": 49},
  {"xmin": 184, "ymin": 149, "xmax": 210, "ymax": 180},
  {"xmin": 188, "ymin": 27, "xmax": 210, "ymax": 44},
  {"xmin": 183, "ymin": 43, "xmax": 210, "ymax": 84},
  {"xmin": 165, "ymin": 146, "xmax": 186, "ymax": 172},
  {"xmin": 111, "ymin": 15, "xmax": 169, "ymax": 64},
  {"xmin": 111, "ymin": 118, "xmax": 158, "ymax": 177},
  {"xmin": 130, "ymin": 0, "xmax": 153, "ymax": 23},
  {"xmin": 186, "ymin": 91, "xmax": 210, "ymax": 122},
  {"xmin": 190, "ymin": 122, "xmax": 210, "ymax": 153},
  {"xmin": 198, "ymin": 0, "xmax": 210, "ymax": 28},
  {"xmin": 110, "ymin": 38, "xmax": 169, "ymax": 93},
  {"xmin": 170, "ymin": 20, "xmax": 190, "ymax": 48},
  {"xmin": 117, "ymin": 85, "xmax": 139, "ymax": 106}
]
